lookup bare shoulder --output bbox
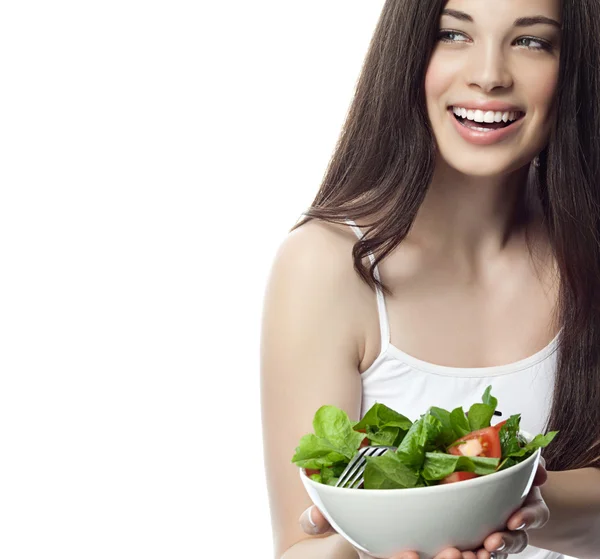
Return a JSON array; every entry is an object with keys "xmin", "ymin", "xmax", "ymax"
[
  {"xmin": 265, "ymin": 219, "xmax": 368, "ymax": 315},
  {"xmin": 266, "ymin": 218, "xmax": 381, "ymax": 370},
  {"xmin": 274, "ymin": 219, "xmax": 359, "ymax": 280}
]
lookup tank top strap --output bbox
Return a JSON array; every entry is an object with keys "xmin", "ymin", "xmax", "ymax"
[{"xmin": 345, "ymin": 219, "xmax": 391, "ymax": 354}]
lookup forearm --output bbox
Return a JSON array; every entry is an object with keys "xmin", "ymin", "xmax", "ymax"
[
  {"xmin": 281, "ymin": 534, "xmax": 359, "ymax": 559},
  {"xmin": 529, "ymin": 467, "xmax": 600, "ymax": 559}
]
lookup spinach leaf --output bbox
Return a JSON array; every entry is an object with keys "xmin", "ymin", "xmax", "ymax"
[
  {"xmin": 363, "ymin": 452, "xmax": 420, "ymax": 489},
  {"xmin": 499, "ymin": 414, "xmax": 521, "ymax": 458},
  {"xmin": 481, "ymin": 385, "xmax": 498, "ymax": 411},
  {"xmin": 422, "ymin": 452, "xmax": 499, "ymax": 480},
  {"xmin": 396, "ymin": 412, "xmax": 442, "ymax": 470},
  {"xmin": 467, "ymin": 403, "xmax": 496, "ymax": 431},
  {"xmin": 429, "ymin": 406, "xmax": 456, "ymax": 447},
  {"xmin": 507, "ymin": 431, "xmax": 559, "ymax": 459},
  {"xmin": 450, "ymin": 407, "xmax": 471, "ymax": 438},
  {"xmin": 353, "ymin": 403, "xmax": 412, "ymax": 447},
  {"xmin": 353, "ymin": 402, "xmax": 412, "ymax": 432},
  {"xmin": 291, "ymin": 434, "xmax": 349, "ymax": 469},
  {"xmin": 313, "ymin": 405, "xmax": 366, "ymax": 459}
]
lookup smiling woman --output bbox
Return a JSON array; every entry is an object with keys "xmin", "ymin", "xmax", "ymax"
[
  {"xmin": 426, "ymin": 3, "xmax": 562, "ymax": 172},
  {"xmin": 261, "ymin": 1, "xmax": 600, "ymax": 559}
]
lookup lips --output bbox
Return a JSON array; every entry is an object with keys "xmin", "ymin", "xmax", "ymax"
[{"xmin": 448, "ymin": 108, "xmax": 525, "ymax": 146}]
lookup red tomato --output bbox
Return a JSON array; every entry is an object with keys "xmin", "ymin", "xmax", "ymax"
[
  {"xmin": 448, "ymin": 426, "xmax": 502, "ymax": 458},
  {"xmin": 305, "ymin": 468, "xmax": 320, "ymax": 477},
  {"xmin": 356, "ymin": 428, "xmax": 370, "ymax": 448},
  {"xmin": 440, "ymin": 471, "xmax": 479, "ymax": 484},
  {"xmin": 493, "ymin": 420, "xmax": 507, "ymax": 432}
]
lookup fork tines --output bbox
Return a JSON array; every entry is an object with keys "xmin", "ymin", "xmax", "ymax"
[{"xmin": 335, "ymin": 445, "xmax": 395, "ymax": 489}]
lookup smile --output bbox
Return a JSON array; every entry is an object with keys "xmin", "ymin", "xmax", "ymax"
[{"xmin": 447, "ymin": 107, "xmax": 526, "ymax": 146}]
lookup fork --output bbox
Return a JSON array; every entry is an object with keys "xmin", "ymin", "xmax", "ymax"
[{"xmin": 335, "ymin": 445, "xmax": 397, "ymax": 489}]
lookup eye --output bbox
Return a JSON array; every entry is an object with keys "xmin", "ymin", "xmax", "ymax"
[
  {"xmin": 437, "ymin": 30, "xmax": 470, "ymax": 44},
  {"xmin": 514, "ymin": 37, "xmax": 554, "ymax": 52}
]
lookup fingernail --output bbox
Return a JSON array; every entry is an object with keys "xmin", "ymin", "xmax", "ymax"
[
  {"xmin": 307, "ymin": 507, "xmax": 317, "ymax": 528},
  {"xmin": 515, "ymin": 521, "xmax": 528, "ymax": 530},
  {"xmin": 495, "ymin": 540, "xmax": 506, "ymax": 551}
]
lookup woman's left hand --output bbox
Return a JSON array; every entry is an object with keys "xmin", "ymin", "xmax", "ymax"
[{"xmin": 390, "ymin": 458, "xmax": 550, "ymax": 559}]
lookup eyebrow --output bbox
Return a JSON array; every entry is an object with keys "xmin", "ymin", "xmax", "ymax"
[{"xmin": 441, "ymin": 9, "xmax": 562, "ymax": 30}]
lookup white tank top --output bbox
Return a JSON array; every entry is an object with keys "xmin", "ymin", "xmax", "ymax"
[{"xmin": 346, "ymin": 219, "xmax": 568, "ymax": 559}]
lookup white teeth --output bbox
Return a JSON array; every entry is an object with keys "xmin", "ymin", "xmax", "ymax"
[
  {"xmin": 451, "ymin": 106, "xmax": 522, "ymax": 123},
  {"xmin": 483, "ymin": 111, "xmax": 495, "ymax": 123}
]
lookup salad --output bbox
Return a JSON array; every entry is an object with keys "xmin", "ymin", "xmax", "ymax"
[{"xmin": 291, "ymin": 386, "xmax": 557, "ymax": 489}]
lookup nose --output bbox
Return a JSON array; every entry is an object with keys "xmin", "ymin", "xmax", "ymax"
[{"xmin": 467, "ymin": 43, "xmax": 513, "ymax": 92}]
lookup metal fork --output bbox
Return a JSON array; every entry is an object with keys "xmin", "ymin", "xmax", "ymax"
[{"xmin": 335, "ymin": 445, "xmax": 397, "ymax": 489}]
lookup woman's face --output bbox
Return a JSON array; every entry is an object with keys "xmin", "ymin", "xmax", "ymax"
[{"xmin": 425, "ymin": 0, "xmax": 562, "ymax": 177}]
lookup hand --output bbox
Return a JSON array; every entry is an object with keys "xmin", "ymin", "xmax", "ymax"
[{"xmin": 299, "ymin": 459, "xmax": 550, "ymax": 559}]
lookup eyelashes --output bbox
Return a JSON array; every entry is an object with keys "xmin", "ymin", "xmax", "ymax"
[{"xmin": 437, "ymin": 30, "xmax": 554, "ymax": 52}]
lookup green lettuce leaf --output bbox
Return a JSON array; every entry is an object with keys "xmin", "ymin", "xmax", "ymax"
[
  {"xmin": 396, "ymin": 412, "xmax": 442, "ymax": 470},
  {"xmin": 422, "ymin": 452, "xmax": 499, "ymax": 480},
  {"xmin": 428, "ymin": 406, "xmax": 456, "ymax": 447},
  {"xmin": 481, "ymin": 385, "xmax": 498, "ymax": 411},
  {"xmin": 499, "ymin": 414, "xmax": 522, "ymax": 458},
  {"xmin": 450, "ymin": 407, "xmax": 470, "ymax": 438},
  {"xmin": 508, "ymin": 431, "xmax": 559, "ymax": 459},
  {"xmin": 467, "ymin": 403, "xmax": 496, "ymax": 431},
  {"xmin": 291, "ymin": 434, "xmax": 350, "ymax": 469},
  {"xmin": 353, "ymin": 403, "xmax": 412, "ymax": 447},
  {"xmin": 353, "ymin": 402, "xmax": 412, "ymax": 431},
  {"xmin": 363, "ymin": 451, "xmax": 420, "ymax": 489},
  {"xmin": 313, "ymin": 405, "xmax": 366, "ymax": 459}
]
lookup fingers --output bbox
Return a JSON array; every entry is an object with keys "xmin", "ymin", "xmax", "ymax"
[
  {"xmin": 475, "ymin": 551, "xmax": 507, "ymax": 559},
  {"xmin": 431, "ymin": 548, "xmax": 463, "ymax": 559},
  {"xmin": 299, "ymin": 505, "xmax": 333, "ymax": 535},
  {"xmin": 482, "ymin": 528, "xmax": 529, "ymax": 555},
  {"xmin": 505, "ymin": 486, "xmax": 550, "ymax": 531},
  {"xmin": 532, "ymin": 462, "xmax": 548, "ymax": 486}
]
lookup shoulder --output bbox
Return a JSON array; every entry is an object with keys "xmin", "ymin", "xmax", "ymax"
[
  {"xmin": 262, "ymin": 218, "xmax": 371, "ymax": 360},
  {"xmin": 270, "ymin": 219, "xmax": 362, "ymax": 292}
]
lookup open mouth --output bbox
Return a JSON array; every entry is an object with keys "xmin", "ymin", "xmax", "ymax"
[{"xmin": 448, "ymin": 108, "xmax": 526, "ymax": 131}]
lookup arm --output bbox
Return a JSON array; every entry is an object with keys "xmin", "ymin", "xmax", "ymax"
[
  {"xmin": 281, "ymin": 534, "xmax": 358, "ymax": 559},
  {"xmin": 526, "ymin": 467, "xmax": 600, "ymax": 559},
  {"xmin": 260, "ymin": 222, "xmax": 367, "ymax": 559}
]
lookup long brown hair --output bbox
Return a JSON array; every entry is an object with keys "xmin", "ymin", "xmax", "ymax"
[{"xmin": 292, "ymin": 0, "xmax": 600, "ymax": 471}]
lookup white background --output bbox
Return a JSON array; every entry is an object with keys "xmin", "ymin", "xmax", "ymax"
[{"xmin": 0, "ymin": 1, "xmax": 384, "ymax": 557}]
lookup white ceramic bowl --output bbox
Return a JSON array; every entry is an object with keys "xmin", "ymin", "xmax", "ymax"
[{"xmin": 299, "ymin": 431, "xmax": 541, "ymax": 559}]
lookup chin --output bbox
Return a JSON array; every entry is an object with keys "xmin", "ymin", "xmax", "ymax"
[{"xmin": 438, "ymin": 152, "xmax": 529, "ymax": 178}]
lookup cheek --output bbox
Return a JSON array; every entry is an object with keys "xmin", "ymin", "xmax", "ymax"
[
  {"xmin": 527, "ymin": 66, "xmax": 559, "ymax": 115},
  {"xmin": 424, "ymin": 53, "xmax": 462, "ymax": 113}
]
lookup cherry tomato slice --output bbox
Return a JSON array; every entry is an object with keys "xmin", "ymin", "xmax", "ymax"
[
  {"xmin": 493, "ymin": 419, "xmax": 507, "ymax": 432},
  {"xmin": 440, "ymin": 471, "xmax": 479, "ymax": 484},
  {"xmin": 448, "ymin": 426, "xmax": 502, "ymax": 458},
  {"xmin": 356, "ymin": 428, "xmax": 370, "ymax": 448}
]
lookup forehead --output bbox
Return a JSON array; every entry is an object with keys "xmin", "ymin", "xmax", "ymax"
[{"xmin": 441, "ymin": 0, "xmax": 561, "ymax": 22}]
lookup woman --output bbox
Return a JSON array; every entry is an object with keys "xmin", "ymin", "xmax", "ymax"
[{"xmin": 260, "ymin": 0, "xmax": 600, "ymax": 558}]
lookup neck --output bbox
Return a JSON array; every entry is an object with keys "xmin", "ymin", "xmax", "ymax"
[{"xmin": 408, "ymin": 159, "xmax": 533, "ymax": 259}]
